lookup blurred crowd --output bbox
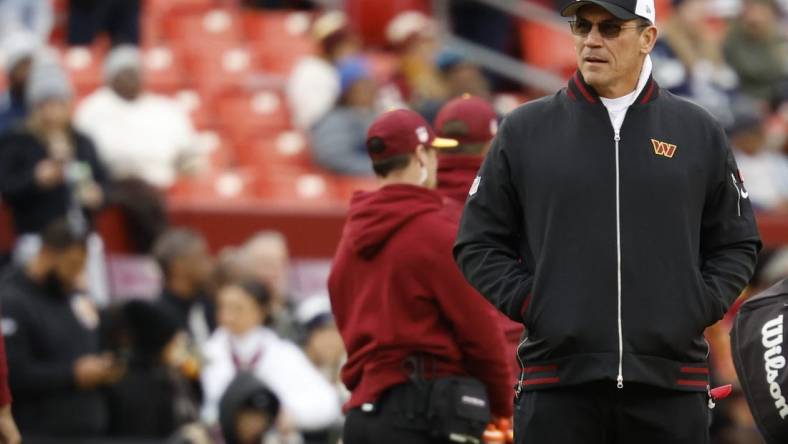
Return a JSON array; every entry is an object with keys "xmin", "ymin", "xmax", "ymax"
[{"xmin": 0, "ymin": 0, "xmax": 786, "ymax": 443}]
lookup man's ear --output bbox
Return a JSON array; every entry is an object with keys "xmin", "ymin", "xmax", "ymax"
[
  {"xmin": 641, "ymin": 25, "xmax": 658, "ymax": 54},
  {"xmin": 414, "ymin": 144, "xmax": 428, "ymax": 166}
]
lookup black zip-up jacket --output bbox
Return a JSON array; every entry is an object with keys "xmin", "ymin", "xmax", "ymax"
[
  {"xmin": 454, "ymin": 72, "xmax": 762, "ymax": 393},
  {"xmin": 0, "ymin": 267, "xmax": 107, "ymax": 436}
]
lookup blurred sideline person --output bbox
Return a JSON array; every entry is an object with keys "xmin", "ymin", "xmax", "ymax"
[
  {"xmin": 0, "ymin": 219, "xmax": 118, "ymax": 441},
  {"xmin": 433, "ymin": 94, "xmax": 524, "ymax": 380},
  {"xmin": 153, "ymin": 228, "xmax": 216, "ymax": 349},
  {"xmin": 454, "ymin": 0, "xmax": 761, "ymax": 442},
  {"xmin": 237, "ymin": 231, "xmax": 300, "ymax": 341},
  {"xmin": 201, "ymin": 280, "xmax": 340, "ymax": 436},
  {"xmin": 75, "ymin": 45, "xmax": 202, "ymax": 189},
  {"xmin": 0, "ymin": 32, "xmax": 37, "ymax": 133},
  {"xmin": 329, "ymin": 109, "xmax": 513, "ymax": 444}
]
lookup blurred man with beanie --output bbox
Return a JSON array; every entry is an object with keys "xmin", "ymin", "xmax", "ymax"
[
  {"xmin": 329, "ymin": 109, "xmax": 513, "ymax": 443},
  {"xmin": 75, "ymin": 45, "xmax": 201, "ymax": 188},
  {"xmin": 0, "ymin": 55, "xmax": 108, "ymax": 242}
]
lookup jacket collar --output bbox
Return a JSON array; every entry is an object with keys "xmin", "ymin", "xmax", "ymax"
[{"xmin": 567, "ymin": 70, "xmax": 659, "ymax": 106}]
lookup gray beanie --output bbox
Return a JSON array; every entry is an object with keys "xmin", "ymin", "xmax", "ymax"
[
  {"xmin": 103, "ymin": 44, "xmax": 141, "ymax": 83},
  {"xmin": 1, "ymin": 31, "xmax": 38, "ymax": 72},
  {"xmin": 26, "ymin": 57, "xmax": 73, "ymax": 106}
]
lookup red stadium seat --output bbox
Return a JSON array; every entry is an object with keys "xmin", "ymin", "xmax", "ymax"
[
  {"xmin": 61, "ymin": 46, "xmax": 104, "ymax": 98},
  {"xmin": 214, "ymin": 90, "xmax": 291, "ymax": 145},
  {"xmin": 344, "ymin": 0, "xmax": 432, "ymax": 47},
  {"xmin": 236, "ymin": 131, "xmax": 313, "ymax": 171},
  {"xmin": 185, "ymin": 43, "xmax": 260, "ymax": 97},
  {"xmin": 162, "ymin": 8, "xmax": 243, "ymax": 49},
  {"xmin": 252, "ymin": 170, "xmax": 342, "ymax": 204},
  {"xmin": 143, "ymin": 46, "xmax": 185, "ymax": 94},
  {"xmin": 242, "ymin": 11, "xmax": 317, "ymax": 75},
  {"xmin": 519, "ymin": 20, "xmax": 577, "ymax": 79}
]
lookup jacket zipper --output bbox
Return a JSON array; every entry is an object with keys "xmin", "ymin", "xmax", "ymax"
[
  {"xmin": 614, "ymin": 132, "xmax": 624, "ymax": 389},
  {"xmin": 515, "ymin": 336, "xmax": 528, "ymax": 397}
]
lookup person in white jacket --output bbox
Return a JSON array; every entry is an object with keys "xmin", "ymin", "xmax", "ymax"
[{"xmin": 201, "ymin": 280, "xmax": 341, "ymax": 432}]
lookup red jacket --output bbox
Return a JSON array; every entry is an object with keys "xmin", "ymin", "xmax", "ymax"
[
  {"xmin": 438, "ymin": 154, "xmax": 525, "ymax": 379},
  {"xmin": 328, "ymin": 184, "xmax": 513, "ymax": 417},
  {"xmin": 0, "ymin": 331, "xmax": 10, "ymax": 407}
]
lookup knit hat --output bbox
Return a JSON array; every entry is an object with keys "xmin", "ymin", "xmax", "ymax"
[
  {"xmin": 103, "ymin": 44, "xmax": 142, "ymax": 83},
  {"xmin": 25, "ymin": 56, "xmax": 73, "ymax": 106},
  {"xmin": 1, "ymin": 31, "xmax": 37, "ymax": 72}
]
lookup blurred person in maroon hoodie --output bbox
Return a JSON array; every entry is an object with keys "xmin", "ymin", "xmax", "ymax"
[
  {"xmin": 433, "ymin": 94, "xmax": 524, "ymax": 381},
  {"xmin": 328, "ymin": 108, "xmax": 514, "ymax": 444}
]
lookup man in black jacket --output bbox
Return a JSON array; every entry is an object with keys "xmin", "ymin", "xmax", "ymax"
[
  {"xmin": 0, "ymin": 219, "xmax": 118, "ymax": 440},
  {"xmin": 454, "ymin": 0, "xmax": 762, "ymax": 442}
]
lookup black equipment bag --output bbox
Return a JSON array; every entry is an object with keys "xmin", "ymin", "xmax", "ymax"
[
  {"xmin": 426, "ymin": 377, "xmax": 491, "ymax": 443},
  {"xmin": 731, "ymin": 278, "xmax": 788, "ymax": 444}
]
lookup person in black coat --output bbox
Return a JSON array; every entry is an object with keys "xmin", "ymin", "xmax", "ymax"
[
  {"xmin": 0, "ymin": 56, "xmax": 108, "ymax": 240},
  {"xmin": 105, "ymin": 300, "xmax": 200, "ymax": 439}
]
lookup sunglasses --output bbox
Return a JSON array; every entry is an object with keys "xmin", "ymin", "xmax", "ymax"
[{"xmin": 569, "ymin": 19, "xmax": 648, "ymax": 39}]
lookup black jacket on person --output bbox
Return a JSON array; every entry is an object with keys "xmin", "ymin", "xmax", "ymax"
[
  {"xmin": 0, "ymin": 125, "xmax": 109, "ymax": 235},
  {"xmin": 0, "ymin": 267, "xmax": 107, "ymax": 437},
  {"xmin": 106, "ymin": 359, "xmax": 199, "ymax": 439},
  {"xmin": 454, "ymin": 72, "xmax": 762, "ymax": 394},
  {"xmin": 156, "ymin": 289, "xmax": 216, "ymax": 342}
]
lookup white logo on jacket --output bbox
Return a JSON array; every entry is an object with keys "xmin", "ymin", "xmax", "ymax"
[
  {"xmin": 762, "ymin": 314, "xmax": 788, "ymax": 419},
  {"xmin": 469, "ymin": 176, "xmax": 481, "ymax": 196}
]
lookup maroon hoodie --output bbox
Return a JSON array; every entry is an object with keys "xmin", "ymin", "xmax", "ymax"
[
  {"xmin": 438, "ymin": 154, "xmax": 525, "ymax": 379},
  {"xmin": 328, "ymin": 184, "xmax": 513, "ymax": 417},
  {"xmin": 436, "ymin": 155, "xmax": 484, "ymax": 204}
]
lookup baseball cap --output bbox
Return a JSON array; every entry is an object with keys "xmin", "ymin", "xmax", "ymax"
[
  {"xmin": 434, "ymin": 94, "xmax": 498, "ymax": 145},
  {"xmin": 560, "ymin": 0, "xmax": 656, "ymax": 24},
  {"xmin": 366, "ymin": 109, "xmax": 458, "ymax": 161}
]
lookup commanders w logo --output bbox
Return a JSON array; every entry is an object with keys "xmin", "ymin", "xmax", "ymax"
[{"xmin": 651, "ymin": 139, "xmax": 677, "ymax": 158}]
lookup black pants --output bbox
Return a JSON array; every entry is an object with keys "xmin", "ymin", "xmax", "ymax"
[
  {"xmin": 68, "ymin": 0, "xmax": 140, "ymax": 46},
  {"xmin": 515, "ymin": 382, "xmax": 711, "ymax": 444},
  {"xmin": 344, "ymin": 384, "xmax": 449, "ymax": 444}
]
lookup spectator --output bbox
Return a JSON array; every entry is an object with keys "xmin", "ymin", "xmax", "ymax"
[
  {"xmin": 651, "ymin": 0, "xmax": 739, "ymax": 124},
  {"xmin": 417, "ymin": 51, "xmax": 492, "ymax": 123},
  {"xmin": 432, "ymin": 94, "xmax": 497, "ymax": 203},
  {"xmin": 310, "ymin": 56, "xmax": 376, "ymax": 176},
  {"xmin": 723, "ymin": 0, "xmax": 788, "ymax": 107},
  {"xmin": 0, "ymin": 0, "xmax": 52, "ymax": 43},
  {"xmin": 729, "ymin": 100, "xmax": 788, "ymax": 212},
  {"xmin": 75, "ymin": 45, "xmax": 203, "ymax": 189},
  {"xmin": 287, "ymin": 11, "xmax": 362, "ymax": 131},
  {"xmin": 0, "ymin": 219, "xmax": 118, "ymax": 440},
  {"xmin": 106, "ymin": 300, "xmax": 200, "ymax": 439},
  {"xmin": 218, "ymin": 373, "xmax": 285, "ymax": 444},
  {"xmin": 153, "ymin": 228, "xmax": 217, "ymax": 349},
  {"xmin": 295, "ymin": 295, "xmax": 345, "ymax": 388},
  {"xmin": 67, "ymin": 0, "xmax": 140, "ymax": 46},
  {"xmin": 201, "ymin": 281, "xmax": 341, "ymax": 433},
  {"xmin": 237, "ymin": 232, "xmax": 299, "ymax": 341},
  {"xmin": 0, "ymin": 56, "xmax": 108, "ymax": 256},
  {"xmin": 0, "ymin": 32, "xmax": 37, "ymax": 133},
  {"xmin": 387, "ymin": 11, "xmax": 449, "ymax": 109}
]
